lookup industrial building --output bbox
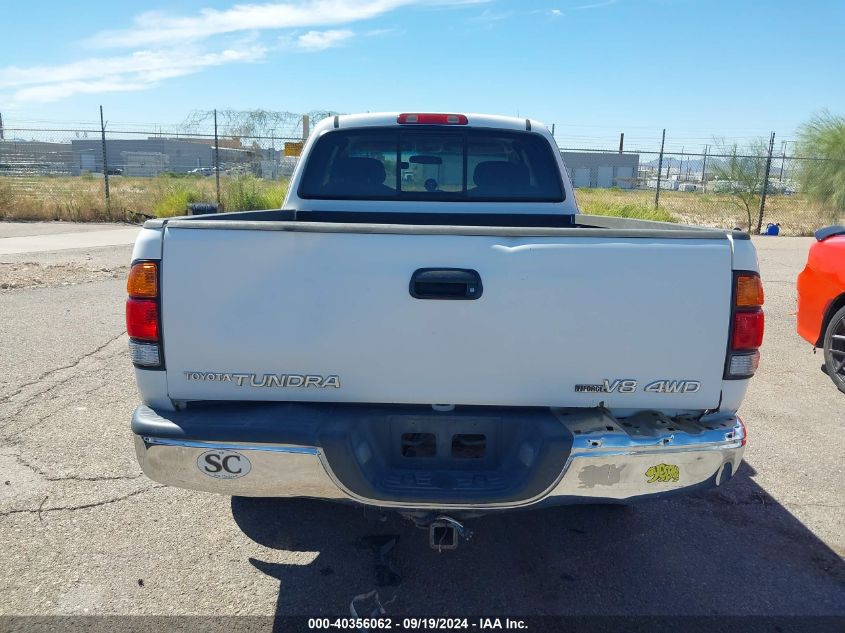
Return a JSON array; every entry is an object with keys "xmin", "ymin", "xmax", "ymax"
[
  {"xmin": 70, "ymin": 138, "xmax": 247, "ymax": 176},
  {"xmin": 560, "ymin": 151, "xmax": 640, "ymax": 189},
  {"xmin": 0, "ymin": 140, "xmax": 78, "ymax": 175},
  {"xmin": 0, "ymin": 137, "xmax": 250, "ymax": 177},
  {"xmin": 3, "ymin": 136, "xmax": 639, "ymax": 189}
]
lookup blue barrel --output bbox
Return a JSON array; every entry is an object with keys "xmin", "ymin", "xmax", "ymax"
[{"xmin": 766, "ymin": 223, "xmax": 780, "ymax": 236}]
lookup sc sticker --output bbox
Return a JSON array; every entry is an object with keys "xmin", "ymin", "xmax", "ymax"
[{"xmin": 197, "ymin": 450, "xmax": 251, "ymax": 479}]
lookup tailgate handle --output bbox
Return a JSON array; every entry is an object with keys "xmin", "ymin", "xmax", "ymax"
[{"xmin": 410, "ymin": 268, "xmax": 483, "ymax": 300}]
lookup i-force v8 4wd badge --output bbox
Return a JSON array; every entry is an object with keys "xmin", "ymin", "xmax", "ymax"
[{"xmin": 574, "ymin": 379, "xmax": 701, "ymax": 394}]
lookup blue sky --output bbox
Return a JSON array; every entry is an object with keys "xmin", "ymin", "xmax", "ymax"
[{"xmin": 1, "ymin": 0, "xmax": 843, "ymax": 149}]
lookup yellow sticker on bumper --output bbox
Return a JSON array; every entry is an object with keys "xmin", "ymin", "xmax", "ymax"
[{"xmin": 646, "ymin": 463, "xmax": 680, "ymax": 483}]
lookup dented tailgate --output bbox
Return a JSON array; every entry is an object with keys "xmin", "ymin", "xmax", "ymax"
[{"xmin": 158, "ymin": 223, "xmax": 732, "ymax": 411}]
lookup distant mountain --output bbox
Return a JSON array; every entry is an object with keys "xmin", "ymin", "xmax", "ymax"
[
  {"xmin": 641, "ymin": 155, "xmax": 794, "ymax": 178},
  {"xmin": 641, "ymin": 156, "xmax": 708, "ymax": 173}
]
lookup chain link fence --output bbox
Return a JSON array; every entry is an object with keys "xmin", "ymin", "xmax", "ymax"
[
  {"xmin": 557, "ymin": 140, "xmax": 843, "ymax": 236},
  {"xmin": 1, "ymin": 109, "xmax": 842, "ymax": 235},
  {"xmin": 0, "ymin": 108, "xmax": 326, "ymax": 222}
]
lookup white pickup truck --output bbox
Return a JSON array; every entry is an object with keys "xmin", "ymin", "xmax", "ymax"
[{"xmin": 128, "ymin": 113, "xmax": 764, "ymax": 547}]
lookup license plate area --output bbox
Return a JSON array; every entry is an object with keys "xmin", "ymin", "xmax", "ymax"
[
  {"xmin": 400, "ymin": 432, "xmax": 437, "ymax": 458},
  {"xmin": 391, "ymin": 415, "xmax": 499, "ymax": 470},
  {"xmin": 318, "ymin": 405, "xmax": 573, "ymax": 505},
  {"xmin": 451, "ymin": 433, "xmax": 486, "ymax": 459}
]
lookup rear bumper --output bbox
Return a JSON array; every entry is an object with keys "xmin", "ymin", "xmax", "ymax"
[{"xmin": 132, "ymin": 404, "xmax": 745, "ymax": 510}]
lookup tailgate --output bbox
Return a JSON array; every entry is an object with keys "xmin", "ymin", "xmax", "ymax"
[{"xmin": 160, "ymin": 225, "xmax": 732, "ymax": 410}]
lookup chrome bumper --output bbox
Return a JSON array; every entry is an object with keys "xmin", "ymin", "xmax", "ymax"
[
  {"xmin": 133, "ymin": 406, "xmax": 745, "ymax": 509},
  {"xmin": 135, "ymin": 435, "xmax": 349, "ymax": 500}
]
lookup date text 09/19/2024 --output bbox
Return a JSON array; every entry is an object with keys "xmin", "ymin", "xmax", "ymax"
[{"xmin": 307, "ymin": 617, "xmax": 528, "ymax": 629}]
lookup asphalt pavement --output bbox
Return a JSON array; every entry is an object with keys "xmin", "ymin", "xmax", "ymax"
[
  {"xmin": 0, "ymin": 222, "xmax": 140, "ymax": 255},
  {"xmin": 0, "ymin": 223, "xmax": 842, "ymax": 620}
]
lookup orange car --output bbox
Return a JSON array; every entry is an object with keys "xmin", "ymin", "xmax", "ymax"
[{"xmin": 797, "ymin": 225, "xmax": 845, "ymax": 393}]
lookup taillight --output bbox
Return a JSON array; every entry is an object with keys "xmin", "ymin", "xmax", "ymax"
[
  {"xmin": 725, "ymin": 272, "xmax": 764, "ymax": 379},
  {"xmin": 735, "ymin": 274, "xmax": 764, "ymax": 308},
  {"xmin": 126, "ymin": 261, "xmax": 163, "ymax": 368},
  {"xmin": 126, "ymin": 299, "xmax": 159, "ymax": 341},
  {"xmin": 127, "ymin": 261, "xmax": 158, "ymax": 297},
  {"xmin": 397, "ymin": 113, "xmax": 468, "ymax": 125},
  {"xmin": 732, "ymin": 310, "xmax": 765, "ymax": 349}
]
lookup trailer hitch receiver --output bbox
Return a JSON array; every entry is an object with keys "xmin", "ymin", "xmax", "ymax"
[{"xmin": 428, "ymin": 516, "xmax": 472, "ymax": 551}]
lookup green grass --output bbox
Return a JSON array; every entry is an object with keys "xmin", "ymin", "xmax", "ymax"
[
  {"xmin": 0, "ymin": 174, "xmax": 290, "ymax": 221},
  {"xmin": 578, "ymin": 199, "xmax": 676, "ymax": 223},
  {"xmin": 153, "ymin": 174, "xmax": 289, "ymax": 217},
  {"xmin": 0, "ymin": 175, "xmax": 836, "ymax": 235},
  {"xmin": 574, "ymin": 187, "xmax": 837, "ymax": 235},
  {"xmin": 223, "ymin": 175, "xmax": 288, "ymax": 213},
  {"xmin": 152, "ymin": 185, "xmax": 208, "ymax": 217}
]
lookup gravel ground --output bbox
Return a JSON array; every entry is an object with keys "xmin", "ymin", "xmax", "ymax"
[
  {"xmin": 0, "ymin": 257, "xmax": 128, "ymax": 290},
  {"xmin": 0, "ymin": 234, "xmax": 842, "ymax": 621},
  {"xmin": 0, "ymin": 223, "xmax": 134, "ymax": 290}
]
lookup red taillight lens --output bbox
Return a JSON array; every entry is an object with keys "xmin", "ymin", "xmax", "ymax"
[
  {"xmin": 397, "ymin": 113, "xmax": 468, "ymax": 125},
  {"xmin": 732, "ymin": 310, "xmax": 764, "ymax": 350},
  {"xmin": 126, "ymin": 298, "xmax": 159, "ymax": 341}
]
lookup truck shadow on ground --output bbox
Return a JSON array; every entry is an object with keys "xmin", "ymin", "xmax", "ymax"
[{"xmin": 231, "ymin": 462, "xmax": 844, "ymax": 618}]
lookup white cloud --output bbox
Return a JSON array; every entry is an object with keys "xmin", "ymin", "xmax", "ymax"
[
  {"xmin": 0, "ymin": 0, "xmax": 487, "ymax": 103},
  {"xmin": 364, "ymin": 27, "xmax": 399, "ymax": 36},
  {"xmin": 88, "ymin": 1, "xmax": 406, "ymax": 49},
  {"xmin": 528, "ymin": 7, "xmax": 563, "ymax": 18},
  {"xmin": 0, "ymin": 47, "xmax": 266, "ymax": 90},
  {"xmin": 1, "ymin": 45, "xmax": 267, "ymax": 103},
  {"xmin": 472, "ymin": 8, "xmax": 512, "ymax": 22},
  {"xmin": 12, "ymin": 79, "xmax": 153, "ymax": 104},
  {"xmin": 573, "ymin": 0, "xmax": 617, "ymax": 9},
  {"xmin": 297, "ymin": 29, "xmax": 355, "ymax": 50}
]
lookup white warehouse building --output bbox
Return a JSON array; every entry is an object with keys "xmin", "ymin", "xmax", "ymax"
[{"xmin": 560, "ymin": 151, "xmax": 640, "ymax": 189}]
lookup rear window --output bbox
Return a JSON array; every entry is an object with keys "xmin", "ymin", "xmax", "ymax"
[{"xmin": 298, "ymin": 127, "xmax": 564, "ymax": 202}]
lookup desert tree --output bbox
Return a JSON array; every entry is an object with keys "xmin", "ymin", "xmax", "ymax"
[
  {"xmin": 710, "ymin": 139, "xmax": 769, "ymax": 232},
  {"xmin": 797, "ymin": 110, "xmax": 845, "ymax": 223}
]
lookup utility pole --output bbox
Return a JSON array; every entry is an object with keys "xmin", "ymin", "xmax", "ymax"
[
  {"xmin": 779, "ymin": 140, "xmax": 787, "ymax": 182},
  {"xmin": 701, "ymin": 144, "xmax": 709, "ymax": 192},
  {"xmin": 0, "ymin": 111, "xmax": 4, "ymax": 140},
  {"xmin": 757, "ymin": 131, "xmax": 776, "ymax": 235},
  {"xmin": 655, "ymin": 129, "xmax": 666, "ymax": 209},
  {"xmin": 99, "ymin": 105, "xmax": 110, "ymax": 211},
  {"xmin": 213, "ymin": 109, "xmax": 221, "ymax": 206},
  {"xmin": 618, "ymin": 132, "xmax": 624, "ymax": 154},
  {"xmin": 302, "ymin": 114, "xmax": 310, "ymax": 140}
]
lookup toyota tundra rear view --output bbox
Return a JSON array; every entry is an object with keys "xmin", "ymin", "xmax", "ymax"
[{"xmin": 126, "ymin": 112, "xmax": 763, "ymax": 548}]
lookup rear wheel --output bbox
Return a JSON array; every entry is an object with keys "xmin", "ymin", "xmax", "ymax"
[{"xmin": 823, "ymin": 305, "xmax": 845, "ymax": 394}]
